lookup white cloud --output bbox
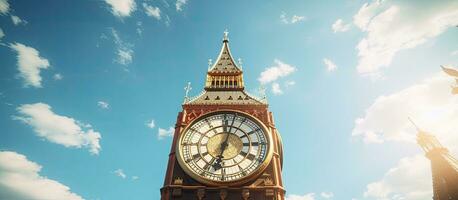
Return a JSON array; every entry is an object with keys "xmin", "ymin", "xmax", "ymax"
[
  {"xmin": 286, "ymin": 193, "xmax": 316, "ymax": 200},
  {"xmin": 104, "ymin": 0, "xmax": 136, "ymax": 18},
  {"xmin": 176, "ymin": 0, "xmax": 187, "ymax": 12},
  {"xmin": 14, "ymin": 103, "xmax": 102, "ymax": 155},
  {"xmin": 0, "ymin": 0, "xmax": 9, "ymax": 15},
  {"xmin": 111, "ymin": 28, "xmax": 134, "ymax": 66},
  {"xmin": 323, "ymin": 58, "xmax": 338, "ymax": 72},
  {"xmin": 353, "ymin": 0, "xmax": 458, "ymax": 77},
  {"xmin": 321, "ymin": 192, "xmax": 334, "ymax": 199},
  {"xmin": 158, "ymin": 127, "xmax": 174, "ymax": 139},
  {"xmin": 352, "ymin": 72, "xmax": 458, "ymax": 146},
  {"xmin": 143, "ymin": 3, "xmax": 161, "ymax": 20},
  {"xmin": 114, "ymin": 169, "xmax": 126, "ymax": 179},
  {"xmin": 10, "ymin": 43, "xmax": 50, "ymax": 88},
  {"xmin": 280, "ymin": 12, "xmax": 306, "ymax": 24},
  {"xmin": 97, "ymin": 101, "xmax": 109, "ymax": 109},
  {"xmin": 271, "ymin": 82, "xmax": 283, "ymax": 95},
  {"xmin": 451, "ymin": 50, "xmax": 458, "ymax": 56},
  {"xmin": 0, "ymin": 151, "xmax": 84, "ymax": 200},
  {"xmin": 132, "ymin": 176, "xmax": 139, "ymax": 180},
  {"xmin": 53, "ymin": 73, "xmax": 63, "ymax": 80},
  {"xmin": 332, "ymin": 19, "xmax": 351, "ymax": 33},
  {"xmin": 146, "ymin": 119, "xmax": 155, "ymax": 129},
  {"xmin": 11, "ymin": 15, "xmax": 26, "ymax": 25},
  {"xmin": 258, "ymin": 59, "xmax": 297, "ymax": 84},
  {"xmin": 364, "ymin": 155, "xmax": 432, "ymax": 200}
]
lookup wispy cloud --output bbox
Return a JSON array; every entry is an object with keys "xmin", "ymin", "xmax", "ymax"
[
  {"xmin": 114, "ymin": 169, "xmax": 127, "ymax": 179},
  {"xmin": 14, "ymin": 103, "xmax": 102, "ymax": 155},
  {"xmin": 451, "ymin": 50, "xmax": 458, "ymax": 56},
  {"xmin": 320, "ymin": 192, "xmax": 334, "ymax": 199},
  {"xmin": 146, "ymin": 119, "xmax": 155, "ymax": 129},
  {"xmin": 353, "ymin": 0, "xmax": 458, "ymax": 77},
  {"xmin": 158, "ymin": 127, "xmax": 174, "ymax": 139},
  {"xmin": 97, "ymin": 101, "xmax": 109, "ymax": 109},
  {"xmin": 271, "ymin": 82, "xmax": 283, "ymax": 95},
  {"xmin": 53, "ymin": 73, "xmax": 63, "ymax": 80},
  {"xmin": 111, "ymin": 28, "xmax": 134, "ymax": 66},
  {"xmin": 323, "ymin": 58, "xmax": 337, "ymax": 72},
  {"xmin": 11, "ymin": 15, "xmax": 27, "ymax": 25},
  {"xmin": 0, "ymin": 151, "xmax": 84, "ymax": 200},
  {"xmin": 332, "ymin": 19, "xmax": 351, "ymax": 33},
  {"xmin": 280, "ymin": 12, "xmax": 306, "ymax": 24},
  {"xmin": 10, "ymin": 43, "xmax": 50, "ymax": 88},
  {"xmin": 104, "ymin": 0, "xmax": 136, "ymax": 18},
  {"xmin": 176, "ymin": 0, "xmax": 187, "ymax": 12},
  {"xmin": 286, "ymin": 193, "xmax": 316, "ymax": 200},
  {"xmin": 143, "ymin": 3, "xmax": 161, "ymax": 20}
]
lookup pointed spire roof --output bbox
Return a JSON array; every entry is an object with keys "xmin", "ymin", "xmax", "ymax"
[{"xmin": 208, "ymin": 30, "xmax": 242, "ymax": 74}]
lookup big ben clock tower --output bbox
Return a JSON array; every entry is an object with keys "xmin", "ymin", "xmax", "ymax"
[{"xmin": 161, "ymin": 31, "xmax": 285, "ymax": 200}]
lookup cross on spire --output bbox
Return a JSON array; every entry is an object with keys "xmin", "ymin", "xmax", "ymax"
[{"xmin": 223, "ymin": 29, "xmax": 229, "ymax": 41}]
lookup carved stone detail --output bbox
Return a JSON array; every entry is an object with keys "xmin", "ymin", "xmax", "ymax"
[
  {"xmin": 220, "ymin": 189, "xmax": 228, "ymax": 200},
  {"xmin": 242, "ymin": 189, "xmax": 250, "ymax": 200},
  {"xmin": 197, "ymin": 189, "xmax": 205, "ymax": 200}
]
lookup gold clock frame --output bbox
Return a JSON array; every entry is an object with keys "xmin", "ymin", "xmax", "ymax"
[{"xmin": 176, "ymin": 109, "xmax": 274, "ymax": 186}]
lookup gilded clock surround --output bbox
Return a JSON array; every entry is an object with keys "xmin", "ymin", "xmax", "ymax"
[{"xmin": 176, "ymin": 110, "xmax": 274, "ymax": 186}]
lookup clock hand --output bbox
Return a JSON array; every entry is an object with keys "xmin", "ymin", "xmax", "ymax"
[{"xmin": 212, "ymin": 132, "xmax": 231, "ymax": 170}]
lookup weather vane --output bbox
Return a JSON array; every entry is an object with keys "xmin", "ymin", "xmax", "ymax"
[{"xmin": 184, "ymin": 82, "xmax": 192, "ymax": 103}]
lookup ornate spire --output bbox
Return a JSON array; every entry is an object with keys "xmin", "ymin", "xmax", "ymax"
[
  {"xmin": 205, "ymin": 30, "xmax": 244, "ymax": 91},
  {"xmin": 412, "ymin": 121, "xmax": 458, "ymax": 200}
]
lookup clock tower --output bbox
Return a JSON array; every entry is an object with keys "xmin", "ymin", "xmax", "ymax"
[{"xmin": 161, "ymin": 32, "xmax": 285, "ymax": 200}]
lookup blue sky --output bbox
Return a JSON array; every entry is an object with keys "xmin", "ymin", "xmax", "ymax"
[{"xmin": 1, "ymin": 0, "xmax": 458, "ymax": 199}]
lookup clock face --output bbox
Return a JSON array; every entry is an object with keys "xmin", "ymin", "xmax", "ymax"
[{"xmin": 177, "ymin": 111, "xmax": 271, "ymax": 184}]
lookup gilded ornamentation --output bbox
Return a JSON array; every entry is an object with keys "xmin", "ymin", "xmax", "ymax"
[{"xmin": 173, "ymin": 177, "xmax": 183, "ymax": 185}]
